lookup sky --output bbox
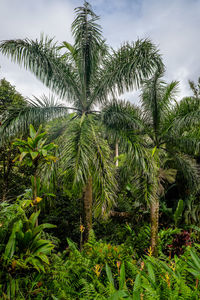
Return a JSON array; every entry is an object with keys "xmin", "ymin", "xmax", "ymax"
[{"xmin": 0, "ymin": 0, "xmax": 200, "ymax": 104}]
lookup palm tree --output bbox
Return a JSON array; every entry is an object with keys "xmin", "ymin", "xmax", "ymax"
[
  {"xmin": 0, "ymin": 2, "xmax": 162, "ymax": 241},
  {"xmin": 102, "ymin": 69, "xmax": 200, "ymax": 255}
]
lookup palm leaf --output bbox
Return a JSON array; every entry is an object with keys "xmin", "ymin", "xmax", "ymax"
[
  {"xmin": 93, "ymin": 39, "xmax": 163, "ymax": 104},
  {"xmin": 0, "ymin": 35, "xmax": 80, "ymax": 100},
  {"xmin": 0, "ymin": 97, "xmax": 68, "ymax": 144}
]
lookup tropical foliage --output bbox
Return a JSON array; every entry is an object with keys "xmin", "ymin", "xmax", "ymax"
[{"xmin": 0, "ymin": 1, "xmax": 200, "ymax": 299}]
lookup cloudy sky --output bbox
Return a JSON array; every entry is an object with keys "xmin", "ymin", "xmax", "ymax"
[{"xmin": 0, "ymin": 0, "xmax": 200, "ymax": 103}]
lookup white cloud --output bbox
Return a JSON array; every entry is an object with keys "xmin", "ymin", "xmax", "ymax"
[{"xmin": 0, "ymin": 0, "xmax": 200, "ymax": 102}]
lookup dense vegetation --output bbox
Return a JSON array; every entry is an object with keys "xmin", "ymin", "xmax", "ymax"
[{"xmin": 0, "ymin": 2, "xmax": 200, "ymax": 299}]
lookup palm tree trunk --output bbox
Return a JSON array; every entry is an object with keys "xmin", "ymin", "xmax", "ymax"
[
  {"xmin": 115, "ymin": 141, "xmax": 119, "ymax": 167},
  {"xmin": 150, "ymin": 198, "xmax": 159, "ymax": 257},
  {"xmin": 83, "ymin": 176, "xmax": 93, "ymax": 242},
  {"xmin": 32, "ymin": 165, "xmax": 39, "ymax": 227}
]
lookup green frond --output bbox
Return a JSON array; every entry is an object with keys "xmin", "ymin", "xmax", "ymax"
[
  {"xmin": 170, "ymin": 97, "xmax": 200, "ymax": 133},
  {"xmin": 0, "ymin": 36, "xmax": 80, "ymax": 100},
  {"xmin": 101, "ymin": 99, "xmax": 142, "ymax": 135},
  {"xmin": 29, "ymin": 94, "xmax": 64, "ymax": 108},
  {"xmin": 58, "ymin": 115, "xmax": 117, "ymax": 215},
  {"xmin": 161, "ymin": 81, "xmax": 179, "ymax": 108},
  {"xmin": 60, "ymin": 114, "xmax": 94, "ymax": 188},
  {"xmin": 90, "ymin": 122, "xmax": 117, "ymax": 217},
  {"xmin": 0, "ymin": 97, "xmax": 68, "ymax": 144},
  {"xmin": 71, "ymin": 1, "xmax": 108, "ymax": 103},
  {"xmin": 141, "ymin": 69, "xmax": 178, "ymax": 144},
  {"xmin": 164, "ymin": 134, "xmax": 200, "ymax": 155},
  {"xmin": 171, "ymin": 153, "xmax": 199, "ymax": 191},
  {"xmin": 93, "ymin": 39, "xmax": 163, "ymax": 104}
]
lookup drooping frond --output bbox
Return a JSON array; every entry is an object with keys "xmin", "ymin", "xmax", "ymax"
[
  {"xmin": 93, "ymin": 39, "xmax": 163, "ymax": 104},
  {"xmin": 29, "ymin": 94, "xmax": 64, "ymax": 107},
  {"xmin": 60, "ymin": 114, "xmax": 94, "ymax": 189},
  {"xmin": 164, "ymin": 134, "xmax": 200, "ymax": 156},
  {"xmin": 170, "ymin": 97, "xmax": 200, "ymax": 133},
  {"xmin": 0, "ymin": 36, "xmax": 80, "ymax": 101},
  {"xmin": 188, "ymin": 77, "xmax": 200, "ymax": 98},
  {"xmin": 0, "ymin": 97, "xmax": 68, "ymax": 144},
  {"xmin": 59, "ymin": 115, "xmax": 117, "ymax": 215},
  {"xmin": 90, "ymin": 122, "xmax": 117, "ymax": 217},
  {"xmin": 161, "ymin": 81, "xmax": 179, "ymax": 110},
  {"xmin": 101, "ymin": 99, "xmax": 142, "ymax": 134},
  {"xmin": 171, "ymin": 153, "xmax": 199, "ymax": 191}
]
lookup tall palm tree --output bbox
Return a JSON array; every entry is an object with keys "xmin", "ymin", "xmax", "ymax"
[
  {"xmin": 102, "ymin": 70, "xmax": 200, "ymax": 255},
  {"xmin": 0, "ymin": 2, "xmax": 162, "ymax": 241}
]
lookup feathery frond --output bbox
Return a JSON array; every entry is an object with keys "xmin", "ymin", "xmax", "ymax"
[{"xmin": 0, "ymin": 36, "xmax": 80, "ymax": 100}]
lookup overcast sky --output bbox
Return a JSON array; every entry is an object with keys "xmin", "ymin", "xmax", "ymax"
[{"xmin": 0, "ymin": 0, "xmax": 200, "ymax": 103}]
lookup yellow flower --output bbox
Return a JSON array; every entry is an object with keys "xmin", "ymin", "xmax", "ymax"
[
  {"xmin": 52, "ymin": 156, "xmax": 57, "ymax": 163},
  {"xmin": 140, "ymin": 261, "xmax": 145, "ymax": 271},
  {"xmin": 12, "ymin": 260, "xmax": 17, "ymax": 270},
  {"xmin": 35, "ymin": 197, "xmax": 42, "ymax": 203},
  {"xmin": 0, "ymin": 223, "xmax": 3, "ymax": 227},
  {"xmin": 80, "ymin": 224, "xmax": 85, "ymax": 233},
  {"xmin": 147, "ymin": 246, "xmax": 153, "ymax": 257},
  {"xmin": 116, "ymin": 261, "xmax": 121, "ymax": 273},
  {"xmin": 126, "ymin": 278, "xmax": 134, "ymax": 286},
  {"xmin": 93, "ymin": 264, "xmax": 102, "ymax": 277},
  {"xmin": 169, "ymin": 261, "xmax": 176, "ymax": 272},
  {"xmin": 165, "ymin": 272, "xmax": 170, "ymax": 288}
]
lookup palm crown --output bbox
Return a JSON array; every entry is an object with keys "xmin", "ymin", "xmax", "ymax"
[{"xmin": 0, "ymin": 1, "xmax": 163, "ymax": 241}]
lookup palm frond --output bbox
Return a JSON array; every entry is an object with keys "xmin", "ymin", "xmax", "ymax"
[
  {"xmin": 0, "ymin": 35, "xmax": 80, "ymax": 101},
  {"xmin": 164, "ymin": 134, "xmax": 200, "ymax": 155},
  {"xmin": 90, "ymin": 122, "xmax": 117, "ymax": 217},
  {"xmin": 60, "ymin": 114, "xmax": 94, "ymax": 189},
  {"xmin": 0, "ymin": 97, "xmax": 68, "ymax": 144},
  {"xmin": 170, "ymin": 97, "xmax": 200, "ymax": 133},
  {"xmin": 101, "ymin": 99, "xmax": 142, "ymax": 134},
  {"xmin": 171, "ymin": 153, "xmax": 199, "ymax": 191},
  {"xmin": 93, "ymin": 39, "xmax": 163, "ymax": 104},
  {"xmin": 140, "ymin": 70, "xmax": 179, "ymax": 145},
  {"xmin": 72, "ymin": 1, "xmax": 108, "ymax": 105}
]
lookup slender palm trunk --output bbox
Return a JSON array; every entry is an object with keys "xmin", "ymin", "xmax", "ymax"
[
  {"xmin": 115, "ymin": 141, "xmax": 119, "ymax": 167},
  {"xmin": 1, "ymin": 149, "xmax": 12, "ymax": 202},
  {"xmin": 150, "ymin": 198, "xmax": 159, "ymax": 257},
  {"xmin": 83, "ymin": 176, "xmax": 93, "ymax": 242},
  {"xmin": 33, "ymin": 166, "xmax": 38, "ymax": 227}
]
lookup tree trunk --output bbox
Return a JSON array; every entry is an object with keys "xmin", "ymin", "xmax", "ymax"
[
  {"xmin": 33, "ymin": 168, "xmax": 38, "ymax": 227},
  {"xmin": 1, "ymin": 149, "xmax": 12, "ymax": 202},
  {"xmin": 150, "ymin": 198, "xmax": 159, "ymax": 257},
  {"xmin": 115, "ymin": 141, "xmax": 119, "ymax": 167},
  {"xmin": 83, "ymin": 176, "xmax": 93, "ymax": 242}
]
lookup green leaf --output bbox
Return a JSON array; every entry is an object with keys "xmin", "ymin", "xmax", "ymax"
[
  {"xmin": 43, "ymin": 143, "xmax": 57, "ymax": 151},
  {"xmin": 30, "ymin": 124, "xmax": 36, "ymax": 139},
  {"xmin": 147, "ymin": 262, "xmax": 156, "ymax": 283},
  {"xmin": 23, "ymin": 229, "xmax": 33, "ymax": 247},
  {"xmin": 5, "ymin": 220, "xmax": 23, "ymax": 259},
  {"xmin": 29, "ymin": 210, "xmax": 40, "ymax": 229},
  {"xmin": 36, "ymin": 253, "xmax": 49, "ymax": 264},
  {"xmin": 174, "ymin": 199, "xmax": 184, "ymax": 226},
  {"xmin": 106, "ymin": 263, "xmax": 114, "ymax": 287},
  {"xmin": 190, "ymin": 249, "xmax": 200, "ymax": 271},
  {"xmin": 33, "ymin": 223, "xmax": 56, "ymax": 237},
  {"xmin": 132, "ymin": 291, "xmax": 140, "ymax": 300},
  {"xmin": 109, "ymin": 290, "xmax": 129, "ymax": 300},
  {"xmin": 152, "ymin": 146, "xmax": 157, "ymax": 157},
  {"xmin": 42, "ymin": 149, "xmax": 47, "ymax": 156},
  {"xmin": 19, "ymin": 151, "xmax": 28, "ymax": 161},
  {"xmin": 4, "ymin": 232, "xmax": 16, "ymax": 259},
  {"xmin": 133, "ymin": 274, "xmax": 141, "ymax": 291},
  {"xmin": 30, "ymin": 151, "xmax": 39, "ymax": 160},
  {"xmin": 119, "ymin": 262, "xmax": 126, "ymax": 290}
]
